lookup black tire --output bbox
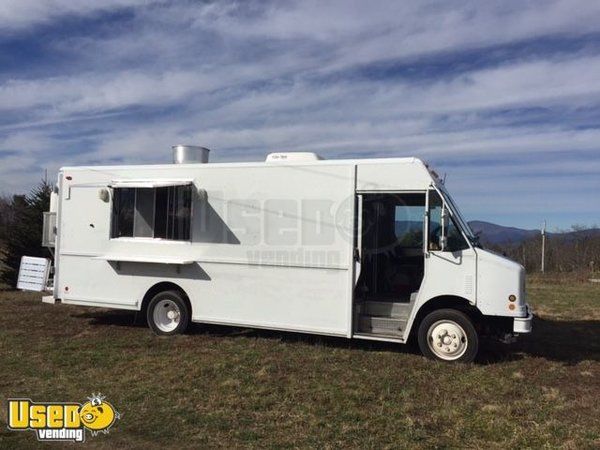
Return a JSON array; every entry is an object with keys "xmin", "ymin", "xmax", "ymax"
[
  {"xmin": 146, "ymin": 290, "xmax": 190, "ymax": 336},
  {"xmin": 417, "ymin": 309, "xmax": 478, "ymax": 363}
]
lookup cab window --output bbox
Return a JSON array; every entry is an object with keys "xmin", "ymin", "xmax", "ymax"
[{"xmin": 428, "ymin": 191, "xmax": 469, "ymax": 252}]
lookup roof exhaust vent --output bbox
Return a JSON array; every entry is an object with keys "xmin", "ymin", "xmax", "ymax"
[{"xmin": 172, "ymin": 145, "xmax": 210, "ymax": 164}]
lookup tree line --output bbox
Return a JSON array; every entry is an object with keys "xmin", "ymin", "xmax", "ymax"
[
  {"xmin": 0, "ymin": 181, "xmax": 51, "ymax": 287},
  {"xmin": 486, "ymin": 229, "xmax": 600, "ymax": 274}
]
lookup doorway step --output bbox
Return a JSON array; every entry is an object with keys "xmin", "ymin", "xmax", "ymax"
[{"xmin": 356, "ymin": 293, "xmax": 418, "ymax": 338}]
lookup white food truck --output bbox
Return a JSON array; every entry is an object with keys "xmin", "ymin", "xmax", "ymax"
[{"xmin": 21, "ymin": 146, "xmax": 532, "ymax": 362}]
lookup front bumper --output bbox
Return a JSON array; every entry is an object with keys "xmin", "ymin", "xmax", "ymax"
[{"xmin": 513, "ymin": 305, "xmax": 533, "ymax": 333}]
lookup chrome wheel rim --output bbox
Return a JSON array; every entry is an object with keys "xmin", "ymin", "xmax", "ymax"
[
  {"xmin": 153, "ymin": 299, "xmax": 181, "ymax": 333},
  {"xmin": 427, "ymin": 320, "xmax": 468, "ymax": 361}
]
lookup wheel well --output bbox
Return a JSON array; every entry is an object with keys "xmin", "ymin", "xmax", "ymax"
[
  {"xmin": 141, "ymin": 282, "xmax": 192, "ymax": 316},
  {"xmin": 409, "ymin": 295, "xmax": 481, "ymax": 340}
]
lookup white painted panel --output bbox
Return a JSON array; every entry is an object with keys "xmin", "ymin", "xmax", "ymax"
[
  {"xmin": 60, "ymin": 184, "xmax": 112, "ymax": 254},
  {"xmin": 57, "ymin": 254, "xmax": 349, "ymax": 335},
  {"xmin": 477, "ymin": 249, "xmax": 527, "ymax": 317},
  {"xmin": 58, "ymin": 256, "xmax": 137, "ymax": 307},
  {"xmin": 60, "ymin": 164, "xmax": 355, "ymax": 269},
  {"xmin": 56, "ymin": 162, "xmax": 356, "ymax": 335},
  {"xmin": 357, "ymin": 160, "xmax": 431, "ymax": 191},
  {"xmin": 188, "ymin": 263, "xmax": 349, "ymax": 335},
  {"xmin": 403, "ymin": 249, "xmax": 477, "ymax": 339}
]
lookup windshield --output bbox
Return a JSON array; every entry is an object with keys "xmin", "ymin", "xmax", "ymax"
[{"xmin": 434, "ymin": 184, "xmax": 479, "ymax": 244}]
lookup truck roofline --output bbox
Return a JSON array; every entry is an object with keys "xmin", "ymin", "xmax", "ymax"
[{"xmin": 59, "ymin": 156, "xmax": 427, "ymax": 172}]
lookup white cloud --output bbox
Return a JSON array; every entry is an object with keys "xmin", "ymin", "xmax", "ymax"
[
  {"xmin": 2, "ymin": 54, "xmax": 600, "ymax": 133},
  {"xmin": 0, "ymin": 0, "xmax": 154, "ymax": 30},
  {"xmin": 0, "ymin": 0, "xmax": 599, "ymax": 228},
  {"xmin": 178, "ymin": 0, "xmax": 600, "ymax": 70}
]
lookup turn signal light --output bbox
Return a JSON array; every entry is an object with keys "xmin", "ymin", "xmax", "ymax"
[{"xmin": 508, "ymin": 303, "xmax": 516, "ymax": 311}]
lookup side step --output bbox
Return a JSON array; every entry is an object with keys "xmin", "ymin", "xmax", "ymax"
[
  {"xmin": 360, "ymin": 301, "xmax": 412, "ymax": 318},
  {"xmin": 358, "ymin": 315, "xmax": 406, "ymax": 337},
  {"xmin": 357, "ymin": 301, "xmax": 413, "ymax": 337}
]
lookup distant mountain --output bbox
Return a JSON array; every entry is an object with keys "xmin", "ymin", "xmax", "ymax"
[
  {"xmin": 389, "ymin": 219, "xmax": 599, "ymax": 247},
  {"xmin": 468, "ymin": 220, "xmax": 600, "ymax": 246},
  {"xmin": 468, "ymin": 221, "xmax": 540, "ymax": 245}
]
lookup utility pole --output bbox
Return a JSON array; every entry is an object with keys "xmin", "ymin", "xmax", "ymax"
[{"xmin": 541, "ymin": 220, "xmax": 546, "ymax": 273}]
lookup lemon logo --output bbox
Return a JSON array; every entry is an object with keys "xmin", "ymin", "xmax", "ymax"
[
  {"xmin": 8, "ymin": 393, "xmax": 119, "ymax": 443},
  {"xmin": 79, "ymin": 394, "xmax": 119, "ymax": 435}
]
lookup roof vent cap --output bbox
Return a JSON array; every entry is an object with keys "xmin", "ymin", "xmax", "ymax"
[{"xmin": 172, "ymin": 145, "xmax": 210, "ymax": 164}]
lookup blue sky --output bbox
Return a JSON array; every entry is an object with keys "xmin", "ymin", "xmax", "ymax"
[{"xmin": 0, "ymin": 0, "xmax": 599, "ymax": 230}]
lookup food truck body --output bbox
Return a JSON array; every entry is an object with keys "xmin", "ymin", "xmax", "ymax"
[{"xmin": 29, "ymin": 147, "xmax": 532, "ymax": 362}]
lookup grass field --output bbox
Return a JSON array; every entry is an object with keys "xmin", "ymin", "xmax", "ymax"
[{"xmin": 0, "ymin": 278, "xmax": 598, "ymax": 449}]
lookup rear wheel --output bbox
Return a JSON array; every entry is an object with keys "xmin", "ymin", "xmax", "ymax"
[
  {"xmin": 147, "ymin": 290, "xmax": 190, "ymax": 336},
  {"xmin": 417, "ymin": 309, "xmax": 478, "ymax": 363}
]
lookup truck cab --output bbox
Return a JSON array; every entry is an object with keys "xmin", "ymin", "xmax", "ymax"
[{"xmin": 353, "ymin": 174, "xmax": 532, "ymax": 361}]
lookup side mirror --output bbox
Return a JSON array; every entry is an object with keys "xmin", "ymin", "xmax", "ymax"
[
  {"xmin": 439, "ymin": 206, "xmax": 449, "ymax": 251},
  {"xmin": 441, "ymin": 206, "xmax": 449, "ymax": 229},
  {"xmin": 438, "ymin": 235, "xmax": 448, "ymax": 250}
]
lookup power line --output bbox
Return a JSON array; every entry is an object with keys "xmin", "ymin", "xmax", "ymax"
[{"xmin": 541, "ymin": 220, "xmax": 546, "ymax": 273}]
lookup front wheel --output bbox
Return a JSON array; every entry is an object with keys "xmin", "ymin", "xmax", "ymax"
[
  {"xmin": 417, "ymin": 309, "xmax": 478, "ymax": 363},
  {"xmin": 147, "ymin": 290, "xmax": 190, "ymax": 336}
]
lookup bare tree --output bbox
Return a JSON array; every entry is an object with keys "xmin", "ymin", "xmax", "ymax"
[{"xmin": 492, "ymin": 227, "xmax": 600, "ymax": 274}]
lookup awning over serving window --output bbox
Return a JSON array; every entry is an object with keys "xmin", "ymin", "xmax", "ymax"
[
  {"xmin": 109, "ymin": 179, "xmax": 194, "ymax": 188},
  {"xmin": 94, "ymin": 255, "xmax": 196, "ymax": 265}
]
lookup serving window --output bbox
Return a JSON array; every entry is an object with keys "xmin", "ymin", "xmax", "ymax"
[{"xmin": 111, "ymin": 185, "xmax": 192, "ymax": 240}]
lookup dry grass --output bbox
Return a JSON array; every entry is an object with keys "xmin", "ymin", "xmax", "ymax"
[{"xmin": 0, "ymin": 279, "xmax": 598, "ymax": 449}]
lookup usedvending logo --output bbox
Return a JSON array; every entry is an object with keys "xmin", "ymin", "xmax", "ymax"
[{"xmin": 7, "ymin": 393, "xmax": 119, "ymax": 443}]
